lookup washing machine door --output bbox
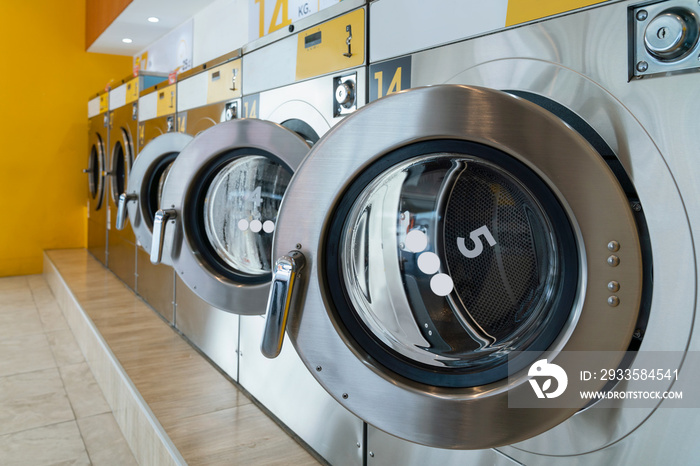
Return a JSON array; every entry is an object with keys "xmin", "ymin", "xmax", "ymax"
[
  {"xmin": 264, "ymin": 85, "xmax": 646, "ymax": 449},
  {"xmin": 117, "ymin": 132, "xmax": 194, "ymax": 265},
  {"xmin": 86, "ymin": 131, "xmax": 106, "ymax": 210},
  {"xmin": 151, "ymin": 118, "xmax": 310, "ymax": 314}
]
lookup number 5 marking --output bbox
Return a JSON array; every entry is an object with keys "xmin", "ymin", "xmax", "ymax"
[{"xmin": 457, "ymin": 226, "xmax": 497, "ymax": 259}]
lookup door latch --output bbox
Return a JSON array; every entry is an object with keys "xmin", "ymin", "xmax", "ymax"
[{"xmin": 343, "ymin": 25, "xmax": 353, "ymax": 58}]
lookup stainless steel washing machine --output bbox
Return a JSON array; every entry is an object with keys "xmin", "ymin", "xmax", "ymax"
[
  {"xmin": 86, "ymin": 91, "xmax": 110, "ymax": 266},
  {"xmin": 107, "ymin": 72, "xmax": 166, "ymax": 290},
  {"xmin": 147, "ymin": 4, "xmax": 369, "ymax": 463},
  {"xmin": 235, "ymin": 3, "xmax": 369, "ymax": 464},
  {"xmin": 127, "ymin": 79, "xmax": 180, "ymax": 323},
  {"xmin": 264, "ymin": 0, "xmax": 700, "ymax": 464},
  {"xmin": 171, "ymin": 49, "xmax": 243, "ymax": 380}
]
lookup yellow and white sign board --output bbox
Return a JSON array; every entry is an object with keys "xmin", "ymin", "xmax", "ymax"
[{"xmin": 248, "ymin": 0, "xmax": 342, "ymax": 42}]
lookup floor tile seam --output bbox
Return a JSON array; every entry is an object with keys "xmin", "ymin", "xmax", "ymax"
[
  {"xmin": 0, "ymin": 417, "xmax": 80, "ymax": 439},
  {"xmin": 0, "ymin": 365, "xmax": 63, "ymax": 383},
  {"xmin": 44, "ymin": 253, "xmax": 187, "ymax": 466}
]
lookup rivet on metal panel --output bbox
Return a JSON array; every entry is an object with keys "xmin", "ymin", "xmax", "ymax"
[
  {"xmin": 296, "ymin": 243, "xmax": 302, "ymax": 249},
  {"xmin": 608, "ymin": 296, "xmax": 620, "ymax": 307},
  {"xmin": 607, "ymin": 255, "xmax": 621, "ymax": 267},
  {"xmin": 608, "ymin": 281, "xmax": 621, "ymax": 292},
  {"xmin": 607, "ymin": 241, "xmax": 620, "ymax": 252},
  {"xmin": 342, "ymin": 393, "xmax": 349, "ymax": 399},
  {"xmin": 316, "ymin": 366, "xmax": 322, "ymax": 372},
  {"xmin": 369, "ymin": 452, "xmax": 375, "ymax": 458},
  {"xmin": 636, "ymin": 61, "xmax": 649, "ymax": 72},
  {"xmin": 636, "ymin": 10, "xmax": 648, "ymax": 21}
]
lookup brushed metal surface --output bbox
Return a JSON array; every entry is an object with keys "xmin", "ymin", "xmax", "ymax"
[
  {"xmin": 126, "ymin": 132, "xmax": 194, "ymax": 266},
  {"xmin": 87, "ymin": 114, "xmax": 108, "ymax": 266},
  {"xmin": 175, "ymin": 276, "xmax": 239, "ymax": 380},
  {"xmin": 181, "ymin": 101, "xmax": 239, "ymax": 136},
  {"xmin": 158, "ymin": 119, "xmax": 310, "ymax": 314},
  {"xmin": 397, "ymin": 1, "xmax": 697, "ymax": 458},
  {"xmin": 271, "ymin": 84, "xmax": 649, "ymax": 449},
  {"xmin": 258, "ymin": 68, "xmax": 367, "ymax": 134},
  {"xmin": 239, "ymin": 315, "xmax": 364, "ymax": 466},
  {"xmin": 136, "ymin": 247, "xmax": 175, "ymax": 323},
  {"xmin": 107, "ymin": 104, "xmax": 138, "ymax": 289},
  {"xmin": 367, "ymin": 427, "xmax": 520, "ymax": 466}
]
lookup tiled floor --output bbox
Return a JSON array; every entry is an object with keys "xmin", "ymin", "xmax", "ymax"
[{"xmin": 0, "ymin": 274, "xmax": 136, "ymax": 465}]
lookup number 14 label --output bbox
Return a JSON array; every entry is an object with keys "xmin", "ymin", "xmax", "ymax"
[{"xmin": 369, "ymin": 56, "xmax": 412, "ymax": 102}]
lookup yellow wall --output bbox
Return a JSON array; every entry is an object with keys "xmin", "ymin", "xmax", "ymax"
[{"xmin": 0, "ymin": 1, "xmax": 132, "ymax": 276}]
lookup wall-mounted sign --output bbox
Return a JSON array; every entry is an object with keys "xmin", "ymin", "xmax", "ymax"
[{"xmin": 134, "ymin": 19, "xmax": 194, "ymax": 76}]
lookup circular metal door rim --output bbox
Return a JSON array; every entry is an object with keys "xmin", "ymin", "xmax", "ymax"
[
  {"xmin": 89, "ymin": 132, "xmax": 106, "ymax": 211},
  {"xmin": 272, "ymin": 85, "xmax": 644, "ymax": 449},
  {"xmin": 109, "ymin": 128, "xmax": 134, "ymax": 206},
  {"xmin": 445, "ymin": 58, "xmax": 695, "ymax": 455},
  {"xmin": 160, "ymin": 119, "xmax": 310, "ymax": 314},
  {"xmin": 126, "ymin": 132, "xmax": 194, "ymax": 265}
]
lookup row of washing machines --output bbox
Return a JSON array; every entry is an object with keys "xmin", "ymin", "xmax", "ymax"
[{"xmin": 85, "ymin": 0, "xmax": 700, "ymax": 464}]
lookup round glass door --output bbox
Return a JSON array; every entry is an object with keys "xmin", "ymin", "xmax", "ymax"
[
  {"xmin": 88, "ymin": 134, "xmax": 105, "ymax": 209},
  {"xmin": 200, "ymin": 155, "xmax": 292, "ymax": 280},
  {"xmin": 268, "ymin": 85, "xmax": 646, "ymax": 449},
  {"xmin": 125, "ymin": 132, "xmax": 194, "ymax": 262},
  {"xmin": 155, "ymin": 119, "xmax": 311, "ymax": 313},
  {"xmin": 327, "ymin": 145, "xmax": 577, "ymax": 387},
  {"xmin": 110, "ymin": 130, "xmax": 133, "ymax": 204}
]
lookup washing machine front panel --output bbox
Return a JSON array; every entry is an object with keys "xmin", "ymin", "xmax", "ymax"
[
  {"xmin": 107, "ymin": 103, "xmax": 138, "ymax": 289},
  {"xmin": 155, "ymin": 119, "xmax": 309, "ymax": 314},
  {"xmin": 400, "ymin": 0, "xmax": 697, "ymax": 457},
  {"xmin": 87, "ymin": 93, "xmax": 109, "ymax": 265},
  {"xmin": 267, "ymin": 85, "xmax": 647, "ymax": 449}
]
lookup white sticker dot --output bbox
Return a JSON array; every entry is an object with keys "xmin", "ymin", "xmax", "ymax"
[
  {"xmin": 417, "ymin": 252, "xmax": 441, "ymax": 275},
  {"xmin": 263, "ymin": 220, "xmax": 275, "ymax": 233},
  {"xmin": 430, "ymin": 274, "xmax": 454, "ymax": 296},
  {"xmin": 238, "ymin": 219, "xmax": 249, "ymax": 231},
  {"xmin": 250, "ymin": 220, "xmax": 263, "ymax": 233},
  {"xmin": 405, "ymin": 229, "xmax": 428, "ymax": 253}
]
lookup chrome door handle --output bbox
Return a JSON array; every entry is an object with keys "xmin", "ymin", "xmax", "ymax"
[
  {"xmin": 116, "ymin": 193, "xmax": 137, "ymax": 230},
  {"xmin": 151, "ymin": 209, "xmax": 176, "ymax": 264},
  {"xmin": 261, "ymin": 251, "xmax": 306, "ymax": 359}
]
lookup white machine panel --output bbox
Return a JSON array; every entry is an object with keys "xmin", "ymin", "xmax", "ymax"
[
  {"xmin": 109, "ymin": 84, "xmax": 127, "ymax": 110},
  {"xmin": 370, "ymin": 0, "xmax": 508, "ymax": 62},
  {"xmin": 87, "ymin": 96, "xmax": 101, "ymax": 118},
  {"xmin": 138, "ymin": 92, "xmax": 158, "ymax": 122},
  {"xmin": 242, "ymin": 35, "xmax": 298, "ymax": 94},
  {"xmin": 177, "ymin": 72, "xmax": 209, "ymax": 112}
]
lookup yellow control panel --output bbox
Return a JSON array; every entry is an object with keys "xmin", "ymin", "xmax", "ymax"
[
  {"xmin": 506, "ymin": 0, "xmax": 608, "ymax": 26},
  {"xmin": 125, "ymin": 78, "xmax": 139, "ymax": 104},
  {"xmin": 207, "ymin": 59, "xmax": 242, "ymax": 104},
  {"xmin": 296, "ymin": 8, "xmax": 365, "ymax": 81},
  {"xmin": 156, "ymin": 84, "xmax": 177, "ymax": 117},
  {"xmin": 99, "ymin": 93, "xmax": 108, "ymax": 114}
]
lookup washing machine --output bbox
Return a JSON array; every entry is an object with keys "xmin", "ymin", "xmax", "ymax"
[
  {"xmin": 170, "ymin": 49, "xmax": 243, "ymax": 380},
  {"xmin": 107, "ymin": 72, "xmax": 166, "ymax": 290},
  {"xmin": 148, "ymin": 3, "xmax": 369, "ymax": 463},
  {"xmin": 125, "ymin": 79, "xmax": 181, "ymax": 323},
  {"xmin": 263, "ymin": 0, "xmax": 700, "ymax": 464},
  {"xmin": 85, "ymin": 91, "xmax": 110, "ymax": 266}
]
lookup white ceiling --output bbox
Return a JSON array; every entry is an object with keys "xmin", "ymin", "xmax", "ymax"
[{"xmin": 87, "ymin": 0, "xmax": 218, "ymax": 55}]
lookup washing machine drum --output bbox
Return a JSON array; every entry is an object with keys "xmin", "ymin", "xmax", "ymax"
[
  {"xmin": 153, "ymin": 119, "xmax": 310, "ymax": 314},
  {"xmin": 327, "ymin": 146, "xmax": 578, "ymax": 388},
  {"xmin": 266, "ymin": 85, "xmax": 646, "ymax": 449}
]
